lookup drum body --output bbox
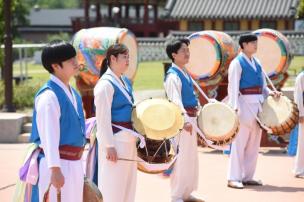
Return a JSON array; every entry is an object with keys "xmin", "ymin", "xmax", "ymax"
[
  {"xmin": 83, "ymin": 177, "xmax": 103, "ymax": 202},
  {"xmin": 72, "ymin": 27, "xmax": 138, "ymax": 117},
  {"xmin": 137, "ymin": 138, "xmax": 175, "ymax": 174},
  {"xmin": 253, "ymin": 29, "xmax": 292, "ymax": 89},
  {"xmin": 197, "ymin": 102, "xmax": 239, "ymax": 146},
  {"xmin": 131, "ymin": 98, "xmax": 183, "ymax": 174},
  {"xmin": 258, "ymin": 95, "xmax": 299, "ymax": 136},
  {"xmin": 186, "ymin": 31, "xmax": 237, "ymax": 103}
]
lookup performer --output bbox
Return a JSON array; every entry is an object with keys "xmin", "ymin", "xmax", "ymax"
[
  {"xmin": 94, "ymin": 44, "xmax": 137, "ymax": 202},
  {"xmin": 227, "ymin": 34, "xmax": 280, "ymax": 189},
  {"xmin": 30, "ymin": 40, "xmax": 86, "ymax": 201},
  {"xmin": 293, "ymin": 71, "xmax": 304, "ymax": 178},
  {"xmin": 164, "ymin": 38, "xmax": 204, "ymax": 202}
]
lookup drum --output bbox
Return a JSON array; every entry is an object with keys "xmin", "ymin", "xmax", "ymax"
[
  {"xmin": 197, "ymin": 102, "xmax": 239, "ymax": 146},
  {"xmin": 83, "ymin": 177, "xmax": 103, "ymax": 202},
  {"xmin": 187, "ymin": 31, "xmax": 237, "ymax": 82},
  {"xmin": 253, "ymin": 29, "xmax": 292, "ymax": 77},
  {"xmin": 186, "ymin": 31, "xmax": 237, "ymax": 104},
  {"xmin": 132, "ymin": 98, "xmax": 184, "ymax": 174},
  {"xmin": 137, "ymin": 138, "xmax": 175, "ymax": 174},
  {"xmin": 72, "ymin": 27, "xmax": 138, "ymax": 117},
  {"xmin": 258, "ymin": 95, "xmax": 299, "ymax": 136}
]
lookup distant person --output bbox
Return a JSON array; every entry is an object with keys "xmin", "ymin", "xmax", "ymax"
[
  {"xmin": 293, "ymin": 72, "xmax": 304, "ymax": 178},
  {"xmin": 29, "ymin": 40, "xmax": 86, "ymax": 201},
  {"xmin": 164, "ymin": 38, "xmax": 204, "ymax": 202},
  {"xmin": 226, "ymin": 34, "xmax": 280, "ymax": 189}
]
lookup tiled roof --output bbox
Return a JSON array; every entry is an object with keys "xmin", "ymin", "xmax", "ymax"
[{"xmin": 165, "ymin": 0, "xmax": 299, "ymax": 20}]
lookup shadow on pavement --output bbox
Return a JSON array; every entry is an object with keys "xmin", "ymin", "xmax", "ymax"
[{"xmin": 247, "ymin": 184, "xmax": 304, "ymax": 193}]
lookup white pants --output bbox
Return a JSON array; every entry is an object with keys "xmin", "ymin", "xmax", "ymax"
[
  {"xmin": 98, "ymin": 131, "xmax": 137, "ymax": 202},
  {"xmin": 294, "ymin": 122, "xmax": 304, "ymax": 175},
  {"xmin": 171, "ymin": 117, "xmax": 199, "ymax": 201},
  {"xmin": 38, "ymin": 158, "xmax": 84, "ymax": 202},
  {"xmin": 228, "ymin": 102, "xmax": 262, "ymax": 181}
]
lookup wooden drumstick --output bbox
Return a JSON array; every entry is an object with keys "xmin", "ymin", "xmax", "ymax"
[{"xmin": 261, "ymin": 68, "xmax": 279, "ymax": 93}]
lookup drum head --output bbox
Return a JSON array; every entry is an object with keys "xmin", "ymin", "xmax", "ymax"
[
  {"xmin": 258, "ymin": 95, "xmax": 294, "ymax": 127},
  {"xmin": 187, "ymin": 34, "xmax": 219, "ymax": 79},
  {"xmin": 132, "ymin": 98, "xmax": 184, "ymax": 140},
  {"xmin": 73, "ymin": 27, "xmax": 138, "ymax": 81},
  {"xmin": 253, "ymin": 29, "xmax": 290, "ymax": 77},
  {"xmin": 198, "ymin": 102, "xmax": 239, "ymax": 141}
]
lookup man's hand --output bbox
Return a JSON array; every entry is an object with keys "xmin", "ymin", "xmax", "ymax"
[
  {"xmin": 269, "ymin": 91, "xmax": 282, "ymax": 98},
  {"xmin": 106, "ymin": 147, "xmax": 118, "ymax": 162},
  {"xmin": 184, "ymin": 122, "xmax": 193, "ymax": 135},
  {"xmin": 50, "ymin": 167, "xmax": 64, "ymax": 190}
]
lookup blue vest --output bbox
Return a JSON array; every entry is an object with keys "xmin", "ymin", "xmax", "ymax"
[
  {"xmin": 103, "ymin": 75, "xmax": 134, "ymax": 122},
  {"xmin": 165, "ymin": 66, "xmax": 198, "ymax": 108},
  {"xmin": 30, "ymin": 80, "xmax": 86, "ymax": 147},
  {"xmin": 238, "ymin": 55, "xmax": 264, "ymax": 89}
]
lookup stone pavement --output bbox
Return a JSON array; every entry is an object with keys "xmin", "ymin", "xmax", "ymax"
[{"xmin": 0, "ymin": 143, "xmax": 303, "ymax": 202}]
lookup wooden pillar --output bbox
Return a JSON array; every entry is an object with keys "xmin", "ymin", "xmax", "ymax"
[
  {"xmin": 125, "ymin": 4, "xmax": 129, "ymax": 18},
  {"xmin": 83, "ymin": 0, "xmax": 89, "ymax": 28},
  {"xmin": 108, "ymin": 3, "xmax": 112, "ymax": 18},
  {"xmin": 154, "ymin": 4, "xmax": 158, "ymax": 21},
  {"xmin": 136, "ymin": 4, "xmax": 140, "ymax": 19},
  {"xmin": 96, "ymin": 3, "xmax": 101, "ymax": 24}
]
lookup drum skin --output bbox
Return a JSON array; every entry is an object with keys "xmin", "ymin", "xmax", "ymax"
[
  {"xmin": 253, "ymin": 28, "xmax": 292, "ymax": 77},
  {"xmin": 72, "ymin": 27, "xmax": 138, "ymax": 118},
  {"xmin": 258, "ymin": 95, "xmax": 299, "ymax": 136},
  {"xmin": 197, "ymin": 102, "xmax": 239, "ymax": 146}
]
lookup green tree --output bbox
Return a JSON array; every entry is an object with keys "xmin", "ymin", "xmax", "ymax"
[
  {"xmin": 298, "ymin": 0, "xmax": 304, "ymax": 19},
  {"xmin": 25, "ymin": 0, "xmax": 81, "ymax": 9},
  {"xmin": 0, "ymin": 0, "xmax": 29, "ymax": 79}
]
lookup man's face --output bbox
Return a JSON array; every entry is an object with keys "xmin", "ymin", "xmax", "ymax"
[
  {"xmin": 172, "ymin": 43, "xmax": 190, "ymax": 66},
  {"xmin": 243, "ymin": 40, "xmax": 258, "ymax": 54}
]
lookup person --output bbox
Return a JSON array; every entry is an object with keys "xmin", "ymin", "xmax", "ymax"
[
  {"xmin": 29, "ymin": 40, "xmax": 86, "ymax": 201},
  {"xmin": 226, "ymin": 34, "xmax": 280, "ymax": 189},
  {"xmin": 293, "ymin": 71, "xmax": 304, "ymax": 178},
  {"xmin": 94, "ymin": 44, "xmax": 137, "ymax": 202},
  {"xmin": 164, "ymin": 38, "xmax": 204, "ymax": 202}
]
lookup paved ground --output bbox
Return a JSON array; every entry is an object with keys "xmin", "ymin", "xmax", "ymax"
[{"xmin": 0, "ymin": 144, "xmax": 303, "ymax": 202}]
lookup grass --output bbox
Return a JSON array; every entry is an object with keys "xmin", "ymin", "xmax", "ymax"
[{"xmin": 12, "ymin": 56, "xmax": 304, "ymax": 90}]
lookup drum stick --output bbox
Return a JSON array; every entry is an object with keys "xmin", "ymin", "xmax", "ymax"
[
  {"xmin": 118, "ymin": 158, "xmax": 145, "ymax": 163},
  {"xmin": 261, "ymin": 69, "xmax": 279, "ymax": 93},
  {"xmin": 189, "ymin": 76, "xmax": 211, "ymax": 103}
]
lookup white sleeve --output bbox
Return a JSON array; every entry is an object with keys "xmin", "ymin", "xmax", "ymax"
[
  {"xmin": 227, "ymin": 59, "xmax": 242, "ymax": 110},
  {"xmin": 294, "ymin": 73, "xmax": 304, "ymax": 117},
  {"xmin": 94, "ymin": 80, "xmax": 115, "ymax": 148},
  {"xmin": 164, "ymin": 74, "xmax": 190, "ymax": 121},
  {"xmin": 35, "ymin": 90, "xmax": 61, "ymax": 168}
]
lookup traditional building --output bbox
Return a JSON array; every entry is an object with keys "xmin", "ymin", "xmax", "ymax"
[
  {"xmin": 164, "ymin": 0, "xmax": 299, "ymax": 31},
  {"xmin": 72, "ymin": 0, "xmax": 178, "ymax": 37}
]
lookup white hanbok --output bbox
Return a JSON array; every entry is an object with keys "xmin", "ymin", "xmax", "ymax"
[
  {"xmin": 293, "ymin": 72, "xmax": 304, "ymax": 175},
  {"xmin": 94, "ymin": 68, "xmax": 137, "ymax": 202},
  {"xmin": 164, "ymin": 63, "xmax": 199, "ymax": 201},
  {"xmin": 227, "ymin": 53, "xmax": 270, "ymax": 182},
  {"xmin": 36, "ymin": 75, "xmax": 84, "ymax": 202}
]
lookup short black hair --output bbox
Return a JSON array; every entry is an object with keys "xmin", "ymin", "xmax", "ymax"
[
  {"xmin": 166, "ymin": 38, "xmax": 190, "ymax": 62},
  {"xmin": 41, "ymin": 40, "xmax": 76, "ymax": 73},
  {"xmin": 239, "ymin": 34, "xmax": 258, "ymax": 49}
]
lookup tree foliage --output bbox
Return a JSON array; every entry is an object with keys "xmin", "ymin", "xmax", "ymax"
[
  {"xmin": 298, "ymin": 0, "xmax": 304, "ymax": 19},
  {"xmin": 24, "ymin": 0, "xmax": 81, "ymax": 9}
]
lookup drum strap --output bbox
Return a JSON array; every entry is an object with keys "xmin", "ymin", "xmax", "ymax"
[{"xmin": 112, "ymin": 124, "xmax": 146, "ymax": 148}]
